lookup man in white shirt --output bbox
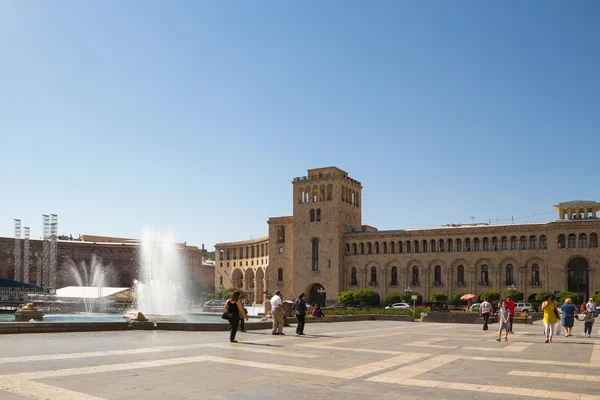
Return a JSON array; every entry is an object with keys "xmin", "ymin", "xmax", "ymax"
[
  {"xmin": 270, "ymin": 290, "xmax": 284, "ymax": 335},
  {"xmin": 480, "ymin": 297, "xmax": 492, "ymax": 331},
  {"xmin": 587, "ymin": 298, "xmax": 598, "ymax": 317}
]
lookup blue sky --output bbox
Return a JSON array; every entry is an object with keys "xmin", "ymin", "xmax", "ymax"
[{"xmin": 1, "ymin": 1, "xmax": 599, "ymax": 250}]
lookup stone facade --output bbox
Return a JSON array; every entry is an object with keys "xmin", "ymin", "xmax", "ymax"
[
  {"xmin": 215, "ymin": 167, "xmax": 600, "ymax": 305},
  {"xmin": 0, "ymin": 235, "xmax": 213, "ymax": 294}
]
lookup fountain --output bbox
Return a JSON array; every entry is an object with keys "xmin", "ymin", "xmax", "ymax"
[
  {"xmin": 63, "ymin": 255, "xmax": 112, "ymax": 313},
  {"xmin": 133, "ymin": 228, "xmax": 187, "ymax": 321}
]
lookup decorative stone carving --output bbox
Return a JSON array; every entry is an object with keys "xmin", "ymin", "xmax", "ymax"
[{"xmin": 14, "ymin": 303, "xmax": 44, "ymax": 322}]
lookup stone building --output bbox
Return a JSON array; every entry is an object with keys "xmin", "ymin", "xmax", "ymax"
[
  {"xmin": 215, "ymin": 167, "xmax": 600, "ymax": 306},
  {"xmin": 0, "ymin": 235, "xmax": 213, "ymax": 294}
]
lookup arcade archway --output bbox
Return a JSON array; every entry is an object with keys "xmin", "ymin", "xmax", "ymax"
[
  {"xmin": 567, "ymin": 257, "xmax": 589, "ymax": 303},
  {"xmin": 307, "ymin": 283, "xmax": 326, "ymax": 307}
]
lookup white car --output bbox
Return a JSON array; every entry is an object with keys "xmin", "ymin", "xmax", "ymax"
[
  {"xmin": 385, "ymin": 302, "xmax": 411, "ymax": 309},
  {"xmin": 515, "ymin": 302, "xmax": 533, "ymax": 313}
]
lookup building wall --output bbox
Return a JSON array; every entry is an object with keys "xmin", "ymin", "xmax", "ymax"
[{"xmin": 214, "ymin": 167, "xmax": 600, "ymax": 305}]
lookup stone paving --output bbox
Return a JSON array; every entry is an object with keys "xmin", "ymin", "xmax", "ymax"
[{"xmin": 0, "ymin": 319, "xmax": 599, "ymax": 399}]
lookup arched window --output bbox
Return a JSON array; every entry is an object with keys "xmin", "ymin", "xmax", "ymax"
[
  {"xmin": 430, "ymin": 240, "xmax": 436, "ymax": 252},
  {"xmin": 406, "ymin": 241, "xmax": 411, "ymax": 253},
  {"xmin": 391, "ymin": 266, "xmax": 398, "ymax": 286},
  {"xmin": 591, "ymin": 233, "xmax": 598, "ymax": 248},
  {"xmin": 510, "ymin": 236, "xmax": 517, "ymax": 250},
  {"xmin": 326, "ymin": 184, "xmax": 333, "ymax": 201},
  {"xmin": 579, "ymin": 233, "xmax": 587, "ymax": 248},
  {"xmin": 219, "ymin": 250, "xmax": 224, "ymax": 260},
  {"xmin": 434, "ymin": 265, "xmax": 442, "ymax": 285},
  {"xmin": 439, "ymin": 239, "xmax": 444, "ymax": 252},
  {"xmin": 481, "ymin": 264, "xmax": 489, "ymax": 285},
  {"xmin": 312, "ymin": 186, "xmax": 318, "ymax": 202},
  {"xmin": 540, "ymin": 235, "xmax": 547, "ymax": 249},
  {"xmin": 360, "ymin": 243, "xmax": 364, "ymax": 255},
  {"xmin": 520, "ymin": 236, "xmax": 527, "ymax": 250},
  {"xmin": 278, "ymin": 268, "xmax": 283, "ymax": 281},
  {"xmin": 422, "ymin": 240, "xmax": 428, "ymax": 253},
  {"xmin": 226, "ymin": 249, "xmax": 231, "ymax": 260},
  {"xmin": 447, "ymin": 239, "xmax": 453, "ymax": 252},
  {"xmin": 352, "ymin": 243, "xmax": 357, "ymax": 255},
  {"xmin": 474, "ymin": 238, "xmax": 480, "ymax": 251},
  {"xmin": 351, "ymin": 267, "xmax": 358, "ymax": 285},
  {"xmin": 219, "ymin": 276, "xmax": 223, "ymax": 286},
  {"xmin": 398, "ymin": 241, "xmax": 403, "ymax": 254},
  {"xmin": 312, "ymin": 238, "xmax": 319, "ymax": 271},
  {"xmin": 456, "ymin": 239, "xmax": 462, "ymax": 252},
  {"xmin": 505, "ymin": 264, "xmax": 514, "ymax": 285},
  {"xmin": 382, "ymin": 242, "xmax": 387, "ymax": 254},
  {"xmin": 483, "ymin": 238, "xmax": 489, "ymax": 251},
  {"xmin": 412, "ymin": 266, "xmax": 419, "ymax": 285},
  {"xmin": 501, "ymin": 237, "xmax": 508, "ymax": 250},
  {"xmin": 531, "ymin": 264, "xmax": 540, "ymax": 285},
  {"xmin": 390, "ymin": 241, "xmax": 395, "ymax": 253},
  {"xmin": 465, "ymin": 238, "xmax": 471, "ymax": 251},
  {"xmin": 310, "ymin": 209, "xmax": 315, "ymax": 222},
  {"xmin": 319, "ymin": 185, "xmax": 325, "ymax": 202},
  {"xmin": 457, "ymin": 265, "xmax": 465, "ymax": 285},
  {"xmin": 370, "ymin": 267, "xmax": 377, "ymax": 285},
  {"xmin": 345, "ymin": 243, "xmax": 350, "ymax": 255},
  {"xmin": 568, "ymin": 233, "xmax": 576, "ymax": 248},
  {"xmin": 298, "ymin": 189, "xmax": 303, "ymax": 203},
  {"xmin": 414, "ymin": 240, "xmax": 419, "ymax": 253},
  {"xmin": 492, "ymin": 237, "xmax": 498, "ymax": 250},
  {"xmin": 316, "ymin": 209, "xmax": 322, "ymax": 222},
  {"xmin": 558, "ymin": 234, "xmax": 566, "ymax": 248},
  {"xmin": 375, "ymin": 242, "xmax": 380, "ymax": 254},
  {"xmin": 529, "ymin": 236, "xmax": 537, "ymax": 250},
  {"xmin": 367, "ymin": 242, "xmax": 372, "ymax": 254}
]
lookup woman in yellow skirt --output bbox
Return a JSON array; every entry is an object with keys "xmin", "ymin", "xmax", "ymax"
[{"xmin": 542, "ymin": 294, "xmax": 559, "ymax": 343}]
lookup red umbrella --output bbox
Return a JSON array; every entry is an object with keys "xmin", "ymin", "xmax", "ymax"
[{"xmin": 460, "ymin": 294, "xmax": 477, "ymax": 301}]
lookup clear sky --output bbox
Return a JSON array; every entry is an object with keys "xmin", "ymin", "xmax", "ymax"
[{"xmin": 1, "ymin": 1, "xmax": 599, "ymax": 251}]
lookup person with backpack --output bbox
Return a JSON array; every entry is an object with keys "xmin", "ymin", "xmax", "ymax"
[{"xmin": 293, "ymin": 292, "xmax": 307, "ymax": 335}]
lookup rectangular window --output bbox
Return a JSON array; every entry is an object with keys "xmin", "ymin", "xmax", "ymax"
[{"xmin": 279, "ymin": 246, "xmax": 283, "ymax": 254}]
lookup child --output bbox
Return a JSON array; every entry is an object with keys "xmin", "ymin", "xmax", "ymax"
[
  {"xmin": 497, "ymin": 300, "xmax": 510, "ymax": 342},
  {"xmin": 582, "ymin": 311, "xmax": 595, "ymax": 337}
]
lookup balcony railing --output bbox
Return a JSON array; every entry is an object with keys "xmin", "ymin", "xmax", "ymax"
[
  {"xmin": 455, "ymin": 281, "xmax": 465, "ymax": 286},
  {"xmin": 432, "ymin": 281, "xmax": 443, "ymax": 287},
  {"xmin": 479, "ymin": 281, "xmax": 490, "ymax": 286},
  {"xmin": 504, "ymin": 281, "xmax": 514, "ymax": 286},
  {"xmin": 529, "ymin": 281, "xmax": 542, "ymax": 286},
  {"xmin": 411, "ymin": 281, "xmax": 420, "ymax": 287}
]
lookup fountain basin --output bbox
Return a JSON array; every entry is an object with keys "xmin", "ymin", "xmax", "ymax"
[{"xmin": 14, "ymin": 304, "xmax": 44, "ymax": 322}]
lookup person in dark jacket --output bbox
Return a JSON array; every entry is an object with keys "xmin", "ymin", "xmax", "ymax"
[
  {"xmin": 294, "ymin": 292, "xmax": 307, "ymax": 335},
  {"xmin": 224, "ymin": 290, "xmax": 248, "ymax": 343}
]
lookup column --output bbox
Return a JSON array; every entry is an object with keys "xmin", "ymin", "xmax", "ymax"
[
  {"xmin": 446, "ymin": 268, "xmax": 452, "ymax": 298},
  {"xmin": 254, "ymin": 279, "xmax": 260, "ymax": 305}
]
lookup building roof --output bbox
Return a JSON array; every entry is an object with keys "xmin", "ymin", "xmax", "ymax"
[
  {"xmin": 554, "ymin": 200, "xmax": 599, "ymax": 207},
  {"xmin": 0, "ymin": 278, "xmax": 42, "ymax": 289},
  {"xmin": 55, "ymin": 286, "xmax": 130, "ymax": 299}
]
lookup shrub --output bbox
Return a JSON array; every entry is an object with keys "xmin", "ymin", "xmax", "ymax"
[
  {"xmin": 221, "ymin": 287, "xmax": 246, "ymax": 299},
  {"xmin": 322, "ymin": 307, "xmax": 430, "ymax": 319},
  {"xmin": 479, "ymin": 291, "xmax": 500, "ymax": 302},
  {"xmin": 501, "ymin": 290, "xmax": 524, "ymax": 302},
  {"xmin": 536, "ymin": 290, "xmax": 554, "ymax": 302},
  {"xmin": 384, "ymin": 291, "xmax": 402, "ymax": 305},
  {"xmin": 556, "ymin": 291, "xmax": 579, "ymax": 303},
  {"xmin": 429, "ymin": 292, "xmax": 448, "ymax": 302},
  {"xmin": 450, "ymin": 291, "xmax": 468, "ymax": 304},
  {"xmin": 594, "ymin": 293, "xmax": 600, "ymax": 304},
  {"xmin": 338, "ymin": 291, "xmax": 357, "ymax": 306},
  {"xmin": 355, "ymin": 288, "xmax": 379, "ymax": 306}
]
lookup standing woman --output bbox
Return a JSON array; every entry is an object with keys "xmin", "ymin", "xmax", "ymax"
[
  {"xmin": 542, "ymin": 294, "xmax": 559, "ymax": 343},
  {"xmin": 294, "ymin": 292, "xmax": 307, "ymax": 335},
  {"xmin": 225, "ymin": 290, "xmax": 248, "ymax": 343},
  {"xmin": 560, "ymin": 298, "xmax": 578, "ymax": 337}
]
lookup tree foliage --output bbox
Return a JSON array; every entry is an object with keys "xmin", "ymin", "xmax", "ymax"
[
  {"xmin": 384, "ymin": 291, "xmax": 403, "ymax": 305},
  {"xmin": 429, "ymin": 292, "xmax": 448, "ymax": 302},
  {"xmin": 501, "ymin": 290, "xmax": 524, "ymax": 302},
  {"xmin": 450, "ymin": 291, "xmax": 468, "ymax": 304},
  {"xmin": 338, "ymin": 291, "xmax": 357, "ymax": 306},
  {"xmin": 355, "ymin": 288, "xmax": 379, "ymax": 306},
  {"xmin": 536, "ymin": 290, "xmax": 554, "ymax": 302},
  {"xmin": 479, "ymin": 291, "xmax": 500, "ymax": 302},
  {"xmin": 556, "ymin": 291, "xmax": 579, "ymax": 303}
]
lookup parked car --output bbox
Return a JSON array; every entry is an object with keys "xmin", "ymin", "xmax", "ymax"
[
  {"xmin": 324, "ymin": 303, "xmax": 347, "ymax": 310},
  {"xmin": 385, "ymin": 302, "xmax": 411, "ymax": 310},
  {"xmin": 469, "ymin": 303, "xmax": 481, "ymax": 313},
  {"xmin": 515, "ymin": 302, "xmax": 534, "ymax": 314},
  {"xmin": 423, "ymin": 301, "xmax": 449, "ymax": 312}
]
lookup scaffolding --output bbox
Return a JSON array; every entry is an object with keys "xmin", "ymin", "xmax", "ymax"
[
  {"xmin": 23, "ymin": 227, "xmax": 30, "ymax": 284},
  {"xmin": 50, "ymin": 214, "xmax": 58, "ymax": 290},
  {"xmin": 14, "ymin": 220, "xmax": 22, "ymax": 282},
  {"xmin": 42, "ymin": 214, "xmax": 50, "ymax": 288}
]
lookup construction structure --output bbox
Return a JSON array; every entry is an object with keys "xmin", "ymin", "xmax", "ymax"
[
  {"xmin": 42, "ymin": 214, "xmax": 50, "ymax": 288},
  {"xmin": 23, "ymin": 227, "xmax": 30, "ymax": 284},
  {"xmin": 13, "ymin": 220, "xmax": 21, "ymax": 283},
  {"xmin": 49, "ymin": 214, "xmax": 58, "ymax": 290}
]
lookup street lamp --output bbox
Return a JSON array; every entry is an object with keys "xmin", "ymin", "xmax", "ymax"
[
  {"xmin": 509, "ymin": 284, "xmax": 517, "ymax": 292},
  {"xmin": 317, "ymin": 287, "xmax": 326, "ymax": 307},
  {"xmin": 405, "ymin": 286, "xmax": 416, "ymax": 319}
]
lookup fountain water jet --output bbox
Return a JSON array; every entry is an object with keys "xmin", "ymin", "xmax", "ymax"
[
  {"xmin": 63, "ymin": 255, "xmax": 112, "ymax": 313},
  {"xmin": 134, "ymin": 228, "xmax": 187, "ymax": 317}
]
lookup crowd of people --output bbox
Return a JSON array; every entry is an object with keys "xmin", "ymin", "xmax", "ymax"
[
  {"xmin": 480, "ymin": 294, "xmax": 597, "ymax": 343},
  {"xmin": 223, "ymin": 290, "xmax": 326, "ymax": 342}
]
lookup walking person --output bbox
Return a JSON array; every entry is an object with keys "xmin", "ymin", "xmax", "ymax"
[
  {"xmin": 506, "ymin": 296, "xmax": 516, "ymax": 334},
  {"xmin": 224, "ymin": 290, "xmax": 248, "ymax": 343},
  {"xmin": 586, "ymin": 298, "xmax": 598, "ymax": 318},
  {"xmin": 270, "ymin": 290, "xmax": 285, "ymax": 335},
  {"xmin": 239, "ymin": 294, "xmax": 248, "ymax": 332},
  {"xmin": 560, "ymin": 298, "xmax": 578, "ymax": 337},
  {"xmin": 480, "ymin": 297, "xmax": 492, "ymax": 331},
  {"xmin": 542, "ymin": 294, "xmax": 559, "ymax": 343},
  {"xmin": 294, "ymin": 292, "xmax": 307, "ymax": 335},
  {"xmin": 496, "ymin": 301, "xmax": 510, "ymax": 342},
  {"xmin": 581, "ymin": 310, "xmax": 595, "ymax": 337}
]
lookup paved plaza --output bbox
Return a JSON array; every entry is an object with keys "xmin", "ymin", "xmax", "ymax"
[{"xmin": 0, "ymin": 320, "xmax": 599, "ymax": 400}]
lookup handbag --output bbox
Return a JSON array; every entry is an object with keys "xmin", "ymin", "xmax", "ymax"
[
  {"xmin": 221, "ymin": 311, "xmax": 231, "ymax": 320},
  {"xmin": 553, "ymin": 305, "xmax": 560, "ymax": 320}
]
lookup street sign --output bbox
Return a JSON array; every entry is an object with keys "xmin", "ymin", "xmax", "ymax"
[{"xmin": 411, "ymin": 295, "xmax": 418, "ymax": 300}]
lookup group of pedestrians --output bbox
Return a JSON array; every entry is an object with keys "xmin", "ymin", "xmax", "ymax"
[{"xmin": 223, "ymin": 290, "xmax": 325, "ymax": 342}]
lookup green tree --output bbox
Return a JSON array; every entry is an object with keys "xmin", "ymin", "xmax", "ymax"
[
  {"xmin": 384, "ymin": 291, "xmax": 402, "ymax": 305},
  {"xmin": 594, "ymin": 293, "xmax": 600, "ymax": 304},
  {"xmin": 355, "ymin": 288, "xmax": 379, "ymax": 306},
  {"xmin": 479, "ymin": 291, "xmax": 500, "ymax": 302},
  {"xmin": 556, "ymin": 291, "xmax": 579, "ymax": 302},
  {"xmin": 535, "ymin": 290, "xmax": 554, "ymax": 302},
  {"xmin": 450, "ymin": 291, "xmax": 468, "ymax": 304},
  {"xmin": 220, "ymin": 287, "xmax": 246, "ymax": 300},
  {"xmin": 429, "ymin": 292, "xmax": 448, "ymax": 302},
  {"xmin": 338, "ymin": 291, "xmax": 357, "ymax": 306},
  {"xmin": 501, "ymin": 290, "xmax": 524, "ymax": 302}
]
